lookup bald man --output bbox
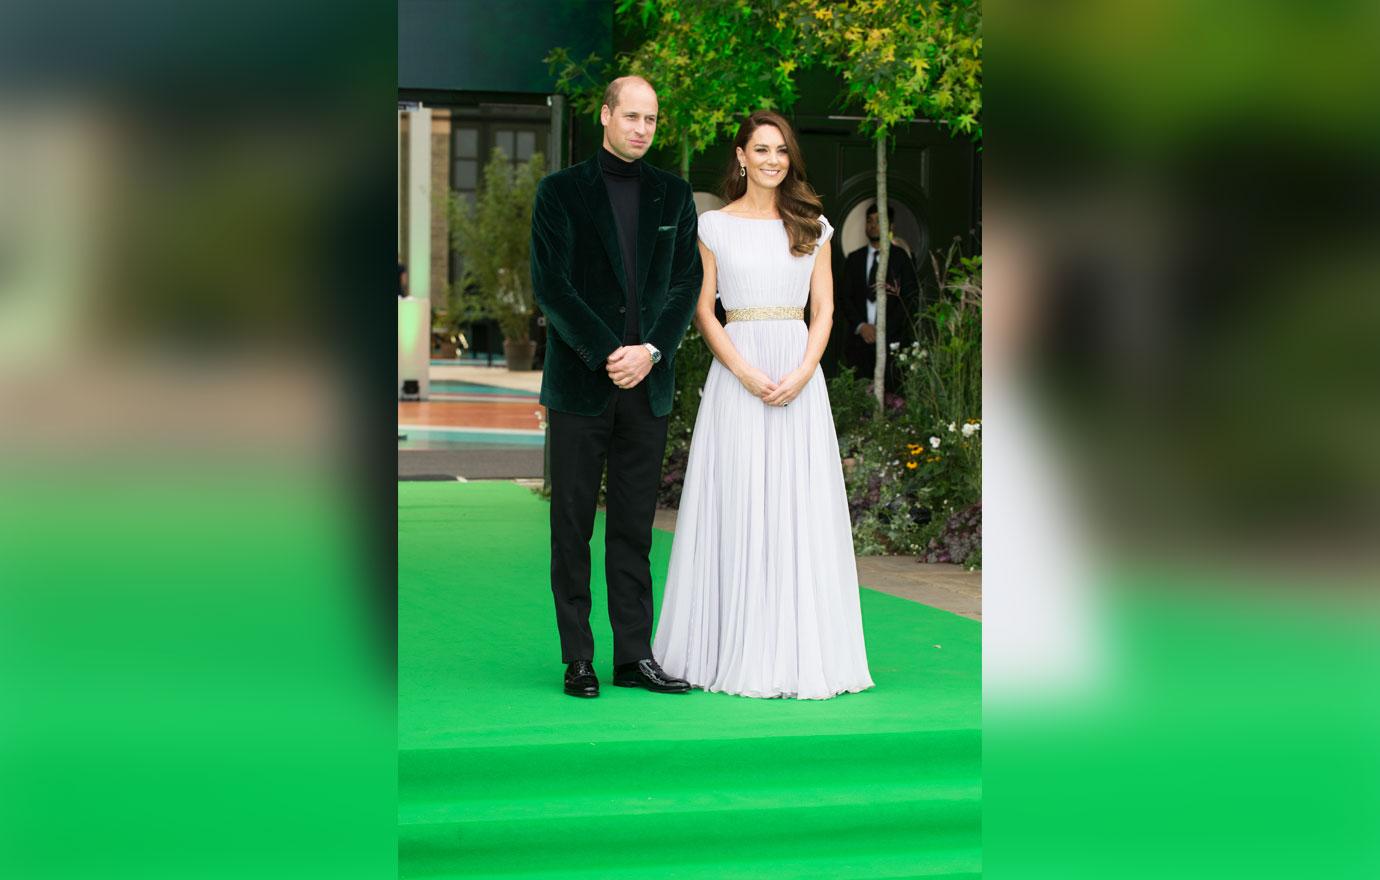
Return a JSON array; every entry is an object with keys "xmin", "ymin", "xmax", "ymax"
[{"xmin": 530, "ymin": 77, "xmax": 703, "ymax": 698}]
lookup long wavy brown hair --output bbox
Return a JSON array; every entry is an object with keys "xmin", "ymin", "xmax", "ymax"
[{"xmin": 719, "ymin": 110, "xmax": 824, "ymax": 257}]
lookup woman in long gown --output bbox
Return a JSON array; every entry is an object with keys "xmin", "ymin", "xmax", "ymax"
[{"xmin": 652, "ymin": 110, "xmax": 874, "ymax": 700}]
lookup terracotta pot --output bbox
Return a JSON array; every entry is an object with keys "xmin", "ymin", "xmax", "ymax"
[{"xmin": 503, "ymin": 339, "xmax": 537, "ymax": 371}]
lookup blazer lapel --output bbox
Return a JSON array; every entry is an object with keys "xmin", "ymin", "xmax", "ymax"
[
  {"xmin": 635, "ymin": 171, "xmax": 668, "ymax": 298},
  {"xmin": 575, "ymin": 158, "xmax": 628, "ymax": 294}
]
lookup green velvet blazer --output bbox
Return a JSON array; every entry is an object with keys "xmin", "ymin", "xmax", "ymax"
[{"xmin": 530, "ymin": 156, "xmax": 703, "ymax": 417}]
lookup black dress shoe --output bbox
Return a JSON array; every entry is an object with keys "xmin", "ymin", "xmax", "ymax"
[
  {"xmin": 564, "ymin": 659, "xmax": 599, "ymax": 698},
  {"xmin": 613, "ymin": 659, "xmax": 691, "ymax": 693}
]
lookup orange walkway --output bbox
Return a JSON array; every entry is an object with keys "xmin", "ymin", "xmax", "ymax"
[{"xmin": 398, "ymin": 400, "xmax": 544, "ymax": 432}]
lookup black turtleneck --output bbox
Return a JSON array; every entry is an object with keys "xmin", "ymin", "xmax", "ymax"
[{"xmin": 598, "ymin": 146, "xmax": 642, "ymax": 343}]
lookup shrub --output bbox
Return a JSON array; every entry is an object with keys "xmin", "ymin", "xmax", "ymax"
[{"xmin": 657, "ymin": 327, "xmax": 714, "ymax": 508}]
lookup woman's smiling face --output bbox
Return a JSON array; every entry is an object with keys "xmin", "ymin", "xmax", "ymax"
[{"xmin": 737, "ymin": 124, "xmax": 789, "ymax": 189}]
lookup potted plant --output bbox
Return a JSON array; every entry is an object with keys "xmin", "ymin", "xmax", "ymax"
[
  {"xmin": 430, "ymin": 304, "xmax": 464, "ymax": 360},
  {"xmin": 449, "ymin": 148, "xmax": 546, "ymax": 370}
]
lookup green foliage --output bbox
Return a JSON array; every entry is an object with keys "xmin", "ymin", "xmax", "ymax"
[
  {"xmin": 448, "ymin": 149, "xmax": 546, "ymax": 343},
  {"xmin": 547, "ymin": 0, "xmax": 801, "ymax": 177},
  {"xmin": 901, "ymin": 243, "xmax": 981, "ymax": 475},
  {"xmin": 666, "ymin": 327, "xmax": 715, "ymax": 439},
  {"xmin": 791, "ymin": 0, "xmax": 982, "ymax": 139},
  {"xmin": 827, "ymin": 366, "xmax": 880, "ymax": 440},
  {"xmin": 551, "ymin": 1, "xmax": 982, "ymax": 152},
  {"xmin": 835, "ymin": 250, "xmax": 982, "ymax": 564}
]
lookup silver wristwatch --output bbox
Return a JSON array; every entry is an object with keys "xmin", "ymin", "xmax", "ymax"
[{"xmin": 643, "ymin": 343, "xmax": 662, "ymax": 364}]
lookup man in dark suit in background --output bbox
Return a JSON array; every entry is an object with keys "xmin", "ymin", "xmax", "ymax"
[
  {"xmin": 529, "ymin": 76, "xmax": 702, "ymax": 699},
  {"xmin": 839, "ymin": 202, "xmax": 922, "ymax": 392}
]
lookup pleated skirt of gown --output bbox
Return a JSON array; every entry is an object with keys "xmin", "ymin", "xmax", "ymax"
[{"xmin": 652, "ymin": 318, "xmax": 875, "ymax": 699}]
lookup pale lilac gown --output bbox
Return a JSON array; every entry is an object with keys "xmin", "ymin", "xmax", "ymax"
[{"xmin": 652, "ymin": 211, "xmax": 875, "ymax": 699}]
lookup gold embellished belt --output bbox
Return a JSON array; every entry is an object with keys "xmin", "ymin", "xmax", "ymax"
[{"xmin": 725, "ymin": 306, "xmax": 804, "ymax": 323}]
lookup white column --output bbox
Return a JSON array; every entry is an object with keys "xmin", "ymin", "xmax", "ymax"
[{"xmin": 399, "ymin": 105, "xmax": 432, "ymax": 400}]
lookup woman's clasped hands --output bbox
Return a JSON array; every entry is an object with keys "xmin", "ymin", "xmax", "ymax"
[{"xmin": 736, "ymin": 364, "xmax": 809, "ymax": 408}]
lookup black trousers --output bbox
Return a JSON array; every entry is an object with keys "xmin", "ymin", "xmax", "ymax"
[{"xmin": 548, "ymin": 382, "xmax": 669, "ymax": 666}]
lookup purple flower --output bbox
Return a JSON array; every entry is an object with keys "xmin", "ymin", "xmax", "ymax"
[{"xmin": 918, "ymin": 501, "xmax": 982, "ymax": 567}]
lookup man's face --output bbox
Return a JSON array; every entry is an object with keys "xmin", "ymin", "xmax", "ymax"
[
  {"xmin": 865, "ymin": 211, "xmax": 880, "ymax": 243},
  {"xmin": 601, "ymin": 83, "xmax": 658, "ymax": 161}
]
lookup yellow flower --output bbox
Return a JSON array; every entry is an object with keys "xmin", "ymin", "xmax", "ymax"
[{"xmin": 906, "ymin": 461, "xmax": 918, "ymax": 470}]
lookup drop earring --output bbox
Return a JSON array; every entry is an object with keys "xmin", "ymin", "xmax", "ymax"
[{"xmin": 740, "ymin": 164, "xmax": 746, "ymax": 177}]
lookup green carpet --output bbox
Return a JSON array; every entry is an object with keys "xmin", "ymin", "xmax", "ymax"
[{"xmin": 400, "ymin": 481, "xmax": 981, "ymax": 879}]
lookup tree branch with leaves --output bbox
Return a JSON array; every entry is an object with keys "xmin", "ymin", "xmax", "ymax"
[
  {"xmin": 793, "ymin": 0, "xmax": 981, "ymax": 404},
  {"xmin": 548, "ymin": 0, "xmax": 802, "ymax": 179}
]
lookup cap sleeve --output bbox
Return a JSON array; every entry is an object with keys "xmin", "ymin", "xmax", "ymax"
[
  {"xmin": 697, "ymin": 210, "xmax": 718, "ymax": 256},
  {"xmin": 816, "ymin": 214, "xmax": 834, "ymax": 250}
]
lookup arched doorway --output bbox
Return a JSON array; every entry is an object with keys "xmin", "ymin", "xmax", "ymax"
[
  {"xmin": 826, "ymin": 182, "xmax": 932, "ymax": 377},
  {"xmin": 837, "ymin": 198, "xmax": 927, "ymax": 275}
]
